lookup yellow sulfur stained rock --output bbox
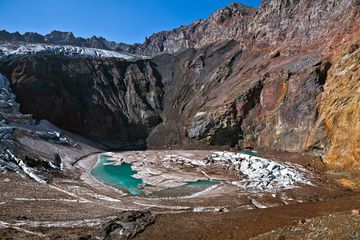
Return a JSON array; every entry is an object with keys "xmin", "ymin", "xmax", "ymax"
[
  {"xmin": 321, "ymin": 39, "xmax": 360, "ymax": 170},
  {"xmin": 337, "ymin": 178, "xmax": 357, "ymax": 189}
]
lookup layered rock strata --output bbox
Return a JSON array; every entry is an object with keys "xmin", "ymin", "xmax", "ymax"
[{"xmin": 0, "ymin": 0, "xmax": 358, "ymax": 169}]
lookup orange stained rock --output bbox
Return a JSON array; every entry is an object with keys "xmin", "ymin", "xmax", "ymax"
[{"xmin": 321, "ymin": 38, "xmax": 360, "ymax": 170}]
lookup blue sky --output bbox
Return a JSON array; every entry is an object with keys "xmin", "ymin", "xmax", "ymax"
[{"xmin": 0, "ymin": 0, "xmax": 260, "ymax": 44}]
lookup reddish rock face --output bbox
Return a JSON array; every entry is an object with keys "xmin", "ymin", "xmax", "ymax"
[
  {"xmin": 260, "ymin": 80, "xmax": 287, "ymax": 112},
  {"xmin": 0, "ymin": 1, "xmax": 358, "ymax": 57},
  {"xmin": 0, "ymin": 0, "xmax": 359, "ymax": 168}
]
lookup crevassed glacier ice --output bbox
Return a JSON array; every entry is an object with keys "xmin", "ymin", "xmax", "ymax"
[{"xmin": 0, "ymin": 42, "xmax": 145, "ymax": 60}]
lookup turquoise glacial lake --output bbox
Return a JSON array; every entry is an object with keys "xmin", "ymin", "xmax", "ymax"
[
  {"xmin": 91, "ymin": 155, "xmax": 144, "ymax": 195},
  {"xmin": 92, "ymin": 155, "xmax": 219, "ymax": 197}
]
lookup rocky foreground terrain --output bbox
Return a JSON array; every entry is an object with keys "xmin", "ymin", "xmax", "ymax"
[{"xmin": 0, "ymin": 0, "xmax": 359, "ymax": 239}]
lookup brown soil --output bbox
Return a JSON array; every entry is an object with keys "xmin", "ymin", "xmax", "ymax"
[
  {"xmin": 252, "ymin": 210, "xmax": 360, "ymax": 240},
  {"xmin": 135, "ymin": 194, "xmax": 360, "ymax": 240}
]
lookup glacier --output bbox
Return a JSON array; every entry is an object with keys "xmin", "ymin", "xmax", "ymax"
[{"xmin": 0, "ymin": 42, "xmax": 145, "ymax": 60}]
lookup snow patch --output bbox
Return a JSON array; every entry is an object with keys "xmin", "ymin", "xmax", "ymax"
[
  {"xmin": 5, "ymin": 150, "xmax": 47, "ymax": 184},
  {"xmin": 161, "ymin": 151, "xmax": 313, "ymax": 192},
  {"xmin": 162, "ymin": 154, "xmax": 206, "ymax": 167},
  {"xmin": 251, "ymin": 199, "xmax": 268, "ymax": 209},
  {"xmin": 208, "ymin": 152, "xmax": 312, "ymax": 192},
  {"xmin": 13, "ymin": 198, "xmax": 89, "ymax": 203}
]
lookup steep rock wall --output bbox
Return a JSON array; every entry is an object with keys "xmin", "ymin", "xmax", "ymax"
[
  {"xmin": 1, "ymin": 0, "xmax": 358, "ymax": 57},
  {"xmin": 0, "ymin": 0, "xmax": 358, "ymax": 169},
  {"xmin": 0, "ymin": 56, "xmax": 164, "ymax": 148},
  {"xmin": 319, "ymin": 39, "xmax": 360, "ymax": 169}
]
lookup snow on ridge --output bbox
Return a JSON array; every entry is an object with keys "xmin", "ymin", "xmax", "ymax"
[{"xmin": 0, "ymin": 42, "xmax": 146, "ymax": 60}]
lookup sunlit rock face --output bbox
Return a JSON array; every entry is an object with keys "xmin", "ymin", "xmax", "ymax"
[
  {"xmin": 0, "ymin": 0, "xmax": 359, "ymax": 168},
  {"xmin": 0, "ymin": 0, "xmax": 358, "ymax": 57},
  {"xmin": 248, "ymin": 0, "xmax": 357, "ymax": 45},
  {"xmin": 319, "ymin": 40, "xmax": 360, "ymax": 170},
  {"xmin": 133, "ymin": 0, "xmax": 358, "ymax": 56},
  {"xmin": 132, "ymin": 3, "xmax": 255, "ymax": 56},
  {"xmin": 0, "ymin": 3, "xmax": 255, "ymax": 57},
  {"xmin": 145, "ymin": 40, "xmax": 335, "ymax": 153}
]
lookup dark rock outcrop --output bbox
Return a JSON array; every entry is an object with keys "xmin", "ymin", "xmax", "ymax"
[
  {"xmin": 100, "ymin": 211, "xmax": 155, "ymax": 240},
  {"xmin": 0, "ymin": 73, "xmax": 102, "ymax": 182},
  {"xmin": 0, "ymin": 56, "xmax": 164, "ymax": 148}
]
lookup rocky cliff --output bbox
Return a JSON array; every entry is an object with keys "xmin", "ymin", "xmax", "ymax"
[
  {"xmin": 0, "ymin": 30, "xmax": 139, "ymax": 54},
  {"xmin": 0, "ymin": 0, "xmax": 359, "ymax": 169},
  {"xmin": 0, "ymin": 56, "xmax": 163, "ymax": 148},
  {"xmin": 1, "ymin": 1, "xmax": 356, "ymax": 57},
  {"xmin": 134, "ymin": 0, "xmax": 358, "ymax": 56},
  {"xmin": 0, "ymin": 72, "xmax": 103, "ymax": 183},
  {"xmin": 134, "ymin": 3, "xmax": 255, "ymax": 56},
  {"xmin": 0, "ymin": 3, "xmax": 255, "ymax": 56},
  {"xmin": 319, "ymin": 38, "xmax": 360, "ymax": 169}
]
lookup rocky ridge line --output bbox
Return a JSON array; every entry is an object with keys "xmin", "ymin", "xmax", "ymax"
[{"xmin": 1, "ymin": 0, "xmax": 357, "ymax": 58}]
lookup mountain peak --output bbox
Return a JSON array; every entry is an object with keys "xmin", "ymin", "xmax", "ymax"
[
  {"xmin": 211, "ymin": 2, "xmax": 255, "ymax": 16},
  {"xmin": 44, "ymin": 30, "xmax": 76, "ymax": 44}
]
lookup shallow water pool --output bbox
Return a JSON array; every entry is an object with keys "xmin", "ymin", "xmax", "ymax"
[
  {"xmin": 91, "ymin": 155, "xmax": 144, "ymax": 195},
  {"xmin": 92, "ymin": 155, "xmax": 220, "ymax": 197}
]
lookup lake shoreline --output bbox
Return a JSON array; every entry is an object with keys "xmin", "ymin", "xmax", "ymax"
[
  {"xmin": 89, "ymin": 152, "xmax": 225, "ymax": 198},
  {"xmin": 76, "ymin": 152, "xmax": 129, "ymax": 197}
]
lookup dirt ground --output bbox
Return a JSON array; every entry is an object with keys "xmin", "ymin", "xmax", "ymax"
[
  {"xmin": 252, "ymin": 210, "xmax": 360, "ymax": 240},
  {"xmin": 1, "ymin": 150, "xmax": 360, "ymax": 240},
  {"xmin": 135, "ymin": 195, "xmax": 360, "ymax": 240}
]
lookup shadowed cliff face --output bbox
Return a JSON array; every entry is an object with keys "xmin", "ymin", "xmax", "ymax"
[
  {"xmin": 0, "ymin": 57, "xmax": 164, "ymax": 148},
  {"xmin": 0, "ymin": 0, "xmax": 359, "ymax": 168}
]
